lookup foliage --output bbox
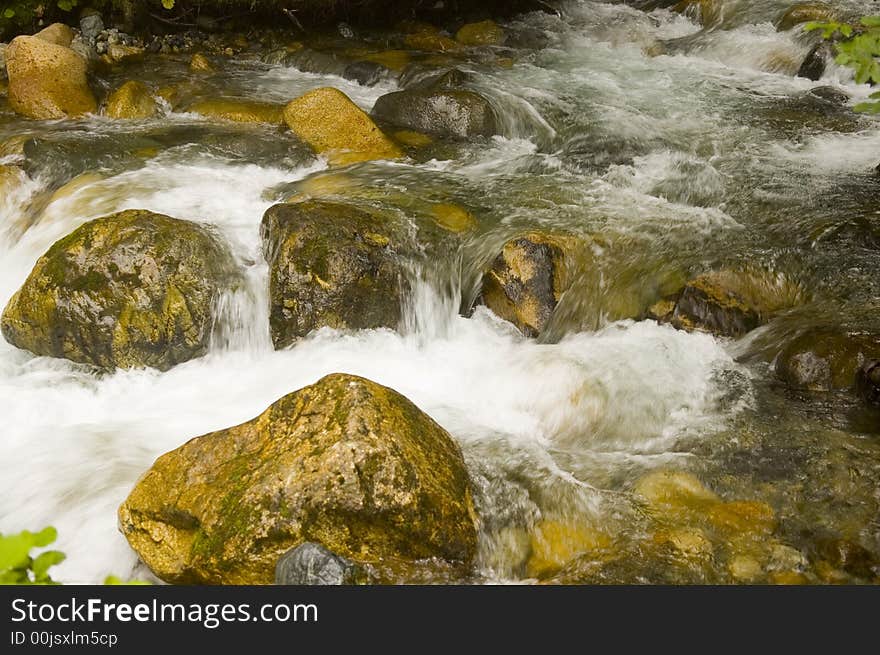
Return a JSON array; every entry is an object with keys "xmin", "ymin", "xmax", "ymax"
[
  {"xmin": 1, "ymin": 527, "xmax": 150, "ymax": 585},
  {"xmin": 0, "ymin": 527, "xmax": 66, "ymax": 584},
  {"xmin": 805, "ymin": 16, "xmax": 880, "ymax": 113}
]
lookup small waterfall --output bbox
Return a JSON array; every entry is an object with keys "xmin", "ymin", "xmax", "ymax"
[{"xmin": 400, "ymin": 258, "xmax": 465, "ymax": 343}]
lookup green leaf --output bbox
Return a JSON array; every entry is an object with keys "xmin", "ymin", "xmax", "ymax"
[
  {"xmin": 32, "ymin": 551, "xmax": 66, "ymax": 583},
  {"xmin": 2, "ymin": 8, "xmax": 14, "ymax": 18},
  {"xmin": 161, "ymin": 0, "xmax": 174, "ymax": 9},
  {"xmin": 860, "ymin": 16, "xmax": 880, "ymax": 27},
  {"xmin": 854, "ymin": 100, "xmax": 880, "ymax": 113},
  {"xmin": 103, "ymin": 575, "xmax": 151, "ymax": 585}
]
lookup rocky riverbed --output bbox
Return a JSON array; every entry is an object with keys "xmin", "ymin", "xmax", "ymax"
[{"xmin": 1, "ymin": 0, "xmax": 880, "ymax": 584}]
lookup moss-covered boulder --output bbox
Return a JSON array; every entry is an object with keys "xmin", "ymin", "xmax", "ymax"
[
  {"xmin": 104, "ymin": 81, "xmax": 159, "ymax": 120},
  {"xmin": 118, "ymin": 372, "xmax": 479, "ymax": 584},
  {"xmin": 775, "ymin": 329, "xmax": 880, "ymax": 391},
  {"xmin": 5, "ymin": 35, "xmax": 97, "ymax": 119},
  {"xmin": 478, "ymin": 233, "xmax": 567, "ymax": 338},
  {"xmin": 1, "ymin": 209, "xmax": 236, "ymax": 370},
  {"xmin": 188, "ymin": 98, "xmax": 284, "ymax": 124},
  {"xmin": 261, "ymin": 201, "xmax": 407, "ymax": 348},
  {"xmin": 372, "ymin": 88, "xmax": 499, "ymax": 139},
  {"xmin": 283, "ymin": 87, "xmax": 402, "ymax": 165}
]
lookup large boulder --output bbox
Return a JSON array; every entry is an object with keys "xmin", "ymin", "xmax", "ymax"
[
  {"xmin": 1, "ymin": 209, "xmax": 236, "ymax": 370},
  {"xmin": 118, "ymin": 373, "xmax": 479, "ymax": 584},
  {"xmin": 104, "ymin": 81, "xmax": 158, "ymax": 120},
  {"xmin": 283, "ymin": 87, "xmax": 402, "ymax": 165},
  {"xmin": 479, "ymin": 233, "xmax": 567, "ymax": 338},
  {"xmin": 372, "ymin": 88, "xmax": 499, "ymax": 139},
  {"xmin": 261, "ymin": 201, "xmax": 407, "ymax": 349},
  {"xmin": 5, "ymin": 35, "xmax": 97, "ymax": 119}
]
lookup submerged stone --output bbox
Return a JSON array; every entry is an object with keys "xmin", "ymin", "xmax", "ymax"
[
  {"xmin": 776, "ymin": 3, "xmax": 836, "ymax": 32},
  {"xmin": 118, "ymin": 373, "xmax": 478, "ymax": 584},
  {"xmin": 456, "ymin": 20, "xmax": 506, "ymax": 46},
  {"xmin": 189, "ymin": 98, "xmax": 284, "ymax": 124},
  {"xmin": 775, "ymin": 329, "xmax": 880, "ymax": 391}
]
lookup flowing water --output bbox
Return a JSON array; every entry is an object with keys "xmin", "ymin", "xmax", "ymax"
[{"xmin": 2, "ymin": 0, "xmax": 880, "ymax": 583}]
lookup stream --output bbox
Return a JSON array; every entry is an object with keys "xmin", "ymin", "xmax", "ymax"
[{"xmin": 1, "ymin": 0, "xmax": 879, "ymax": 584}]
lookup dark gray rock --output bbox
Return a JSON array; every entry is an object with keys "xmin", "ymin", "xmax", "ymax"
[
  {"xmin": 275, "ymin": 543, "xmax": 366, "ymax": 585},
  {"xmin": 372, "ymin": 89, "xmax": 499, "ymax": 139},
  {"xmin": 80, "ymin": 13, "xmax": 104, "ymax": 45},
  {"xmin": 342, "ymin": 60, "xmax": 387, "ymax": 86},
  {"xmin": 798, "ymin": 43, "xmax": 832, "ymax": 81}
]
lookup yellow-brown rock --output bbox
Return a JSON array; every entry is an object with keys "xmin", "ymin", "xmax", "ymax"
[
  {"xmin": 526, "ymin": 519, "xmax": 612, "ymax": 578},
  {"xmin": 633, "ymin": 469, "xmax": 719, "ymax": 522},
  {"xmin": 189, "ymin": 98, "xmax": 284, "ymax": 124},
  {"xmin": 118, "ymin": 373, "xmax": 479, "ymax": 584},
  {"xmin": 480, "ymin": 233, "xmax": 568, "ymax": 338},
  {"xmin": 5, "ymin": 36, "xmax": 97, "ymax": 119},
  {"xmin": 456, "ymin": 20, "xmax": 506, "ymax": 46},
  {"xmin": 189, "ymin": 53, "xmax": 214, "ymax": 73},
  {"xmin": 34, "ymin": 23, "xmax": 75, "ymax": 47},
  {"xmin": 429, "ymin": 203, "xmax": 477, "ymax": 233},
  {"xmin": 104, "ymin": 81, "xmax": 158, "ymax": 120},
  {"xmin": 282, "ymin": 87, "xmax": 402, "ymax": 165}
]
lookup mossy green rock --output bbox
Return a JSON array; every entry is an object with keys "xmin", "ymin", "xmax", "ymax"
[
  {"xmin": 261, "ymin": 201, "xmax": 406, "ymax": 349},
  {"xmin": 118, "ymin": 372, "xmax": 479, "ymax": 584},
  {"xmin": 479, "ymin": 233, "xmax": 568, "ymax": 338},
  {"xmin": 1, "ymin": 209, "xmax": 236, "ymax": 370}
]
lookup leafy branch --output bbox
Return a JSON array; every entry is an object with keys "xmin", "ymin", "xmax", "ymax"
[{"xmin": 805, "ymin": 16, "xmax": 880, "ymax": 113}]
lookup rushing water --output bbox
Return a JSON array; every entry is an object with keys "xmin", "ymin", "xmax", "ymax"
[{"xmin": 1, "ymin": 0, "xmax": 880, "ymax": 583}]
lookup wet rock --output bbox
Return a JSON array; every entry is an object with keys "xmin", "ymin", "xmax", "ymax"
[
  {"xmin": 188, "ymin": 98, "xmax": 284, "ymax": 124},
  {"xmin": 526, "ymin": 519, "xmax": 612, "ymax": 578},
  {"xmin": 275, "ymin": 543, "xmax": 367, "ymax": 585},
  {"xmin": 633, "ymin": 469, "xmax": 719, "ymax": 521},
  {"xmin": 261, "ymin": 201, "xmax": 407, "ymax": 348},
  {"xmin": 80, "ymin": 13, "xmax": 104, "ymax": 45},
  {"xmin": 189, "ymin": 53, "xmax": 214, "ymax": 73},
  {"xmin": 776, "ymin": 3, "xmax": 836, "ymax": 32},
  {"xmin": 403, "ymin": 32, "xmax": 461, "ymax": 52},
  {"xmin": 104, "ymin": 81, "xmax": 158, "ymax": 120},
  {"xmin": 775, "ymin": 329, "xmax": 880, "ymax": 391},
  {"xmin": 372, "ymin": 89, "xmax": 499, "ymax": 139},
  {"xmin": 0, "ymin": 44, "xmax": 6, "ymax": 81},
  {"xmin": 118, "ymin": 373, "xmax": 478, "ymax": 584},
  {"xmin": 672, "ymin": 273, "xmax": 761, "ymax": 337},
  {"xmin": 797, "ymin": 42, "xmax": 832, "ymax": 82},
  {"xmin": 666, "ymin": 269, "xmax": 804, "ymax": 338},
  {"xmin": 1, "ymin": 209, "xmax": 236, "ymax": 370},
  {"xmin": 815, "ymin": 538, "xmax": 878, "ymax": 579},
  {"xmin": 652, "ymin": 528, "xmax": 713, "ymax": 559},
  {"xmin": 283, "ymin": 87, "xmax": 402, "ymax": 165},
  {"xmin": 103, "ymin": 43, "xmax": 144, "ymax": 65},
  {"xmin": 706, "ymin": 501, "xmax": 775, "ymax": 537},
  {"xmin": 429, "ymin": 203, "xmax": 477, "ymax": 233},
  {"xmin": 5, "ymin": 36, "xmax": 97, "ymax": 119},
  {"xmin": 403, "ymin": 67, "xmax": 473, "ymax": 91},
  {"xmin": 342, "ymin": 60, "xmax": 387, "ymax": 86},
  {"xmin": 808, "ymin": 86, "xmax": 849, "ymax": 105},
  {"xmin": 34, "ymin": 23, "xmax": 74, "ymax": 48},
  {"xmin": 456, "ymin": 20, "xmax": 506, "ymax": 46},
  {"xmin": 478, "ymin": 233, "xmax": 567, "ymax": 338},
  {"xmin": 856, "ymin": 360, "xmax": 880, "ymax": 406},
  {"xmin": 673, "ymin": 0, "xmax": 723, "ymax": 27}
]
